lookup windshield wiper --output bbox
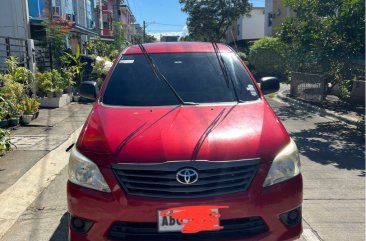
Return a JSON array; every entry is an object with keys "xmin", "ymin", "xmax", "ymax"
[
  {"xmin": 137, "ymin": 44, "xmax": 197, "ymax": 106},
  {"xmin": 211, "ymin": 42, "xmax": 242, "ymax": 103}
]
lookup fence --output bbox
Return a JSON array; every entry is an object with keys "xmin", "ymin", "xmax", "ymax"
[
  {"xmin": 0, "ymin": 36, "xmax": 30, "ymax": 71},
  {"xmin": 34, "ymin": 40, "xmax": 53, "ymax": 71},
  {"xmin": 290, "ymin": 72, "xmax": 326, "ymax": 103}
]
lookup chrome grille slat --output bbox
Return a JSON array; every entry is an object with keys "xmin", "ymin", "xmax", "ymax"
[
  {"xmin": 112, "ymin": 159, "xmax": 259, "ymax": 198},
  {"xmin": 121, "ymin": 172, "xmax": 253, "ymax": 186},
  {"xmin": 124, "ymin": 179, "xmax": 249, "ymax": 193},
  {"xmin": 117, "ymin": 167, "xmax": 256, "ymax": 179}
]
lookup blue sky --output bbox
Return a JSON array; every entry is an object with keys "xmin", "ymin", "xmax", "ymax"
[{"xmin": 128, "ymin": 0, "xmax": 265, "ymax": 34}]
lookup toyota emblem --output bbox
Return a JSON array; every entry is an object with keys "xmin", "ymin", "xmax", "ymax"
[{"xmin": 176, "ymin": 168, "xmax": 199, "ymax": 184}]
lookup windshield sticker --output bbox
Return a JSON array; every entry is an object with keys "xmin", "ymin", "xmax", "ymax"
[
  {"xmin": 246, "ymin": 85, "xmax": 257, "ymax": 96},
  {"xmin": 174, "ymin": 61, "xmax": 183, "ymax": 64},
  {"xmin": 119, "ymin": 60, "xmax": 134, "ymax": 64}
]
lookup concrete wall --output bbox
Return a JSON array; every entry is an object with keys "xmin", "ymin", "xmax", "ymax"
[
  {"xmin": 264, "ymin": 0, "xmax": 273, "ymax": 36},
  {"xmin": 272, "ymin": 0, "xmax": 285, "ymax": 35},
  {"xmin": 0, "ymin": 0, "xmax": 30, "ymax": 39},
  {"xmin": 350, "ymin": 80, "xmax": 365, "ymax": 105},
  {"xmin": 238, "ymin": 8, "xmax": 265, "ymax": 40}
]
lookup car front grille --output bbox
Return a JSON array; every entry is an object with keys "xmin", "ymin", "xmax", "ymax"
[
  {"xmin": 112, "ymin": 159, "xmax": 259, "ymax": 198},
  {"xmin": 107, "ymin": 217, "xmax": 268, "ymax": 241}
]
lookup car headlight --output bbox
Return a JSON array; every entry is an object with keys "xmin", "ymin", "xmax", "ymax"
[
  {"xmin": 68, "ymin": 147, "xmax": 111, "ymax": 192},
  {"xmin": 263, "ymin": 138, "xmax": 300, "ymax": 187}
]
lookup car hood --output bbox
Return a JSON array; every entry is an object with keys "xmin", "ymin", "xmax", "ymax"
[{"xmin": 77, "ymin": 100, "xmax": 289, "ymax": 167}]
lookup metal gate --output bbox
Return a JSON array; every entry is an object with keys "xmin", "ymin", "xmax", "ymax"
[
  {"xmin": 290, "ymin": 72, "xmax": 326, "ymax": 103},
  {"xmin": 34, "ymin": 40, "xmax": 53, "ymax": 71},
  {"xmin": 0, "ymin": 36, "xmax": 30, "ymax": 71}
]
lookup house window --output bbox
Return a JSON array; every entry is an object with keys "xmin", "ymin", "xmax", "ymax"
[
  {"xmin": 52, "ymin": 6, "xmax": 61, "ymax": 16},
  {"xmin": 268, "ymin": 13, "xmax": 273, "ymax": 27},
  {"xmin": 66, "ymin": 14, "xmax": 76, "ymax": 22},
  {"xmin": 103, "ymin": 13, "xmax": 112, "ymax": 30}
]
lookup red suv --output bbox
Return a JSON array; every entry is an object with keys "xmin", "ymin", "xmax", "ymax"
[{"xmin": 68, "ymin": 42, "xmax": 302, "ymax": 241}]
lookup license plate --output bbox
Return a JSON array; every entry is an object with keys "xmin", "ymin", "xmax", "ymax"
[{"xmin": 157, "ymin": 208, "xmax": 219, "ymax": 233}]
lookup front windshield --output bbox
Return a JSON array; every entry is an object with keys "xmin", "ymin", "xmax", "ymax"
[{"xmin": 102, "ymin": 52, "xmax": 259, "ymax": 106}]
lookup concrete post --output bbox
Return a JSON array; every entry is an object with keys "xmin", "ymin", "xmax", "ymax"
[
  {"xmin": 27, "ymin": 39, "xmax": 36, "ymax": 73},
  {"xmin": 27, "ymin": 39, "xmax": 37, "ymax": 95}
]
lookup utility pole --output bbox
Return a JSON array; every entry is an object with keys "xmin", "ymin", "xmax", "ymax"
[{"xmin": 143, "ymin": 20, "xmax": 146, "ymax": 43}]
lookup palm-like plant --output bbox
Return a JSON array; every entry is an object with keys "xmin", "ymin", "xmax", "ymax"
[{"xmin": 63, "ymin": 45, "xmax": 86, "ymax": 85}]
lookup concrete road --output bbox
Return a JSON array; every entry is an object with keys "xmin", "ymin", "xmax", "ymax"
[
  {"xmin": 270, "ymin": 97, "xmax": 365, "ymax": 241},
  {"xmin": 0, "ymin": 98, "xmax": 364, "ymax": 241}
]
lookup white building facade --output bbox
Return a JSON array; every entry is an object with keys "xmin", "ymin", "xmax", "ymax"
[{"xmin": 237, "ymin": 7, "xmax": 265, "ymax": 41}]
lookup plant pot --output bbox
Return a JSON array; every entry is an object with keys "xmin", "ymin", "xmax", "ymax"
[
  {"xmin": 0, "ymin": 119, "xmax": 9, "ymax": 128},
  {"xmin": 33, "ymin": 111, "xmax": 40, "ymax": 120},
  {"xmin": 73, "ymin": 95, "xmax": 80, "ymax": 102},
  {"xmin": 22, "ymin": 114, "xmax": 33, "ymax": 125},
  {"xmin": 8, "ymin": 117, "xmax": 19, "ymax": 127},
  {"xmin": 47, "ymin": 92, "xmax": 54, "ymax": 98},
  {"xmin": 37, "ymin": 91, "xmax": 46, "ymax": 98},
  {"xmin": 55, "ymin": 91, "xmax": 63, "ymax": 98},
  {"xmin": 65, "ymin": 86, "xmax": 74, "ymax": 94}
]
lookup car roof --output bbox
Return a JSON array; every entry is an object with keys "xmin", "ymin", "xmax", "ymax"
[{"xmin": 123, "ymin": 42, "xmax": 234, "ymax": 54}]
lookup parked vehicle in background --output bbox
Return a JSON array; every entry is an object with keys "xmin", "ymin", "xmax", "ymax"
[{"xmin": 68, "ymin": 42, "xmax": 302, "ymax": 241}]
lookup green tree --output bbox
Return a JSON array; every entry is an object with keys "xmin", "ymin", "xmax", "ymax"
[
  {"xmin": 179, "ymin": 0, "xmax": 252, "ymax": 42},
  {"xmin": 86, "ymin": 37, "xmax": 111, "ymax": 57},
  {"xmin": 113, "ymin": 22, "xmax": 127, "ymax": 51},
  {"xmin": 43, "ymin": 20, "xmax": 68, "ymax": 68},
  {"xmin": 86, "ymin": 23, "xmax": 127, "ymax": 57},
  {"xmin": 144, "ymin": 34, "xmax": 157, "ymax": 43},
  {"xmin": 278, "ymin": 0, "xmax": 365, "ymax": 98}
]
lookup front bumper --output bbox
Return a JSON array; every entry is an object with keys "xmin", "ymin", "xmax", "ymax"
[{"xmin": 67, "ymin": 164, "xmax": 303, "ymax": 241}]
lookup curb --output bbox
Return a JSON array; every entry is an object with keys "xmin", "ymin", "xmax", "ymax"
[
  {"xmin": 0, "ymin": 126, "xmax": 82, "ymax": 239},
  {"xmin": 277, "ymin": 92, "xmax": 364, "ymax": 127}
]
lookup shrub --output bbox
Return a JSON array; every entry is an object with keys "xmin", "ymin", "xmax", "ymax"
[
  {"xmin": 36, "ymin": 69, "xmax": 64, "ymax": 93},
  {"xmin": 0, "ymin": 78, "xmax": 24, "ymax": 99},
  {"xmin": 20, "ymin": 96, "xmax": 40, "ymax": 115},
  {"xmin": 237, "ymin": 52, "xmax": 249, "ymax": 66},
  {"xmin": 248, "ymin": 37, "xmax": 288, "ymax": 80},
  {"xmin": 13, "ymin": 67, "xmax": 33, "ymax": 87},
  {"xmin": 0, "ymin": 128, "xmax": 15, "ymax": 156},
  {"xmin": 0, "ymin": 102, "xmax": 9, "ymax": 120},
  {"xmin": 109, "ymin": 50, "xmax": 120, "ymax": 62},
  {"xmin": 61, "ymin": 67, "xmax": 76, "ymax": 88}
]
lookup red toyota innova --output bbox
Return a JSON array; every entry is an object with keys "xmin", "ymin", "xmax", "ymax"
[{"xmin": 67, "ymin": 42, "xmax": 302, "ymax": 241}]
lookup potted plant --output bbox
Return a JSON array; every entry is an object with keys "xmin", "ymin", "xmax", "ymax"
[
  {"xmin": 0, "ymin": 97, "xmax": 21, "ymax": 127},
  {"xmin": 52, "ymin": 69, "xmax": 65, "ymax": 98},
  {"xmin": 36, "ymin": 71, "xmax": 54, "ymax": 98},
  {"xmin": 63, "ymin": 45, "xmax": 86, "ymax": 87},
  {"xmin": 0, "ymin": 77, "xmax": 25, "ymax": 100},
  {"xmin": 8, "ymin": 104, "xmax": 22, "ymax": 127},
  {"xmin": 20, "ymin": 96, "xmax": 40, "ymax": 125},
  {"xmin": 0, "ymin": 128, "xmax": 15, "ymax": 156},
  {"xmin": 0, "ymin": 102, "xmax": 9, "ymax": 128},
  {"xmin": 9, "ymin": 118, "xmax": 20, "ymax": 126},
  {"xmin": 61, "ymin": 67, "xmax": 76, "ymax": 94},
  {"xmin": 73, "ymin": 95, "xmax": 80, "ymax": 102},
  {"xmin": 54, "ymin": 87, "xmax": 64, "ymax": 97},
  {"xmin": 13, "ymin": 67, "xmax": 33, "ymax": 88}
]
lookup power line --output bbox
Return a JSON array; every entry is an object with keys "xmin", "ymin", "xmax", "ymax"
[
  {"xmin": 152, "ymin": 22, "xmax": 185, "ymax": 27},
  {"xmin": 147, "ymin": 29, "xmax": 184, "ymax": 32}
]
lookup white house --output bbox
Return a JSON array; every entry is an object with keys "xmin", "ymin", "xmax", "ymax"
[
  {"xmin": 226, "ymin": 7, "xmax": 265, "ymax": 48},
  {"xmin": 238, "ymin": 7, "xmax": 265, "ymax": 40}
]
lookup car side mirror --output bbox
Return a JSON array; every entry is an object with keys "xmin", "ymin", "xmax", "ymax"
[
  {"xmin": 79, "ymin": 81, "xmax": 99, "ymax": 100},
  {"xmin": 260, "ymin": 77, "xmax": 280, "ymax": 95}
]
